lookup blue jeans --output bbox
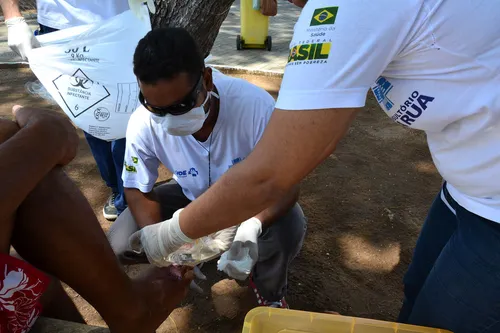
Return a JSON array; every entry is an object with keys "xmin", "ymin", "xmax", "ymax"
[
  {"xmin": 399, "ymin": 184, "xmax": 500, "ymax": 332},
  {"xmin": 38, "ymin": 24, "xmax": 127, "ymax": 214},
  {"xmin": 84, "ymin": 133, "xmax": 127, "ymax": 214}
]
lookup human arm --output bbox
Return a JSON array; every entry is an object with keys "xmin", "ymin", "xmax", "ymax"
[
  {"xmin": 2, "ymin": 0, "xmax": 39, "ymax": 60},
  {"xmin": 254, "ymin": 184, "xmax": 299, "ymax": 227},
  {"xmin": 121, "ymin": 113, "xmax": 162, "ymax": 227},
  {"xmin": 124, "ymin": 188, "xmax": 162, "ymax": 228},
  {"xmin": 180, "ymin": 0, "xmax": 421, "ymax": 238},
  {"xmin": 0, "ymin": 0, "xmax": 21, "ymax": 19},
  {"xmin": 131, "ymin": 0, "xmax": 422, "ymax": 260},
  {"xmin": 0, "ymin": 105, "xmax": 78, "ymax": 220},
  {"xmin": 182, "ymin": 108, "xmax": 357, "ymax": 239}
]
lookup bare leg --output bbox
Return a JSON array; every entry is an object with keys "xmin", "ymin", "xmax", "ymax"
[
  {"xmin": 0, "ymin": 120, "xmax": 83, "ymax": 323},
  {"xmin": 39, "ymin": 278, "xmax": 85, "ymax": 323},
  {"xmin": 0, "ymin": 120, "xmax": 191, "ymax": 332},
  {"xmin": 0, "ymin": 120, "xmax": 19, "ymax": 254},
  {"xmin": 11, "ymin": 167, "xmax": 191, "ymax": 333}
]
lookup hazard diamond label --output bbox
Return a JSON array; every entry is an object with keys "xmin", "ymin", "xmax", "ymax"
[{"xmin": 52, "ymin": 68, "xmax": 111, "ymax": 118}]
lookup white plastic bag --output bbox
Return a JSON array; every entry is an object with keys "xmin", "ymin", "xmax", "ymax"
[
  {"xmin": 29, "ymin": 8, "xmax": 151, "ymax": 141},
  {"xmin": 166, "ymin": 226, "xmax": 238, "ymax": 266},
  {"xmin": 167, "ymin": 237, "xmax": 222, "ymax": 266}
]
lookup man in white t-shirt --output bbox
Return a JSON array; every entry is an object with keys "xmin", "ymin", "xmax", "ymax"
[
  {"xmin": 131, "ymin": 1, "xmax": 500, "ymax": 332},
  {"xmin": 1, "ymin": 0, "xmax": 153, "ymax": 220},
  {"xmin": 107, "ymin": 27, "xmax": 306, "ymax": 308}
]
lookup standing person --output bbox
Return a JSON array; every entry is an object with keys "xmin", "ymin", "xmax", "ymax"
[
  {"xmin": 131, "ymin": 1, "xmax": 500, "ymax": 332},
  {"xmin": 108, "ymin": 28, "xmax": 306, "ymax": 308},
  {"xmin": 1, "ymin": 0, "xmax": 154, "ymax": 220}
]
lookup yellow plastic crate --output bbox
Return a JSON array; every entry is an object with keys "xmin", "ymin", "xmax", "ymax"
[{"xmin": 242, "ymin": 308, "xmax": 452, "ymax": 333}]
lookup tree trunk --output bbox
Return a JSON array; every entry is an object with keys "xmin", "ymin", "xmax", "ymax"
[{"xmin": 152, "ymin": 0, "xmax": 235, "ymax": 57}]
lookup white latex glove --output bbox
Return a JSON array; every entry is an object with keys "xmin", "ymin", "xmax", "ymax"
[
  {"xmin": 128, "ymin": 0, "xmax": 156, "ymax": 19},
  {"xmin": 6, "ymin": 17, "xmax": 40, "ymax": 61},
  {"xmin": 212, "ymin": 226, "xmax": 239, "ymax": 252},
  {"xmin": 129, "ymin": 209, "xmax": 192, "ymax": 267},
  {"xmin": 218, "ymin": 217, "xmax": 262, "ymax": 280}
]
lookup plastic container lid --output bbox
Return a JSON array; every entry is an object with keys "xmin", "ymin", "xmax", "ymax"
[{"xmin": 242, "ymin": 308, "xmax": 453, "ymax": 333}]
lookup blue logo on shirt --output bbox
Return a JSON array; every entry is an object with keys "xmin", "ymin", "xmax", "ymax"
[
  {"xmin": 373, "ymin": 76, "xmax": 394, "ymax": 110},
  {"xmin": 175, "ymin": 168, "xmax": 199, "ymax": 178},
  {"xmin": 188, "ymin": 168, "xmax": 199, "ymax": 177},
  {"xmin": 228, "ymin": 157, "xmax": 244, "ymax": 169},
  {"xmin": 232, "ymin": 157, "xmax": 243, "ymax": 165},
  {"xmin": 175, "ymin": 170, "xmax": 187, "ymax": 178}
]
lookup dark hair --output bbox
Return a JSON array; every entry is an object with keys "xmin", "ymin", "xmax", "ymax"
[{"xmin": 133, "ymin": 27, "xmax": 204, "ymax": 85}]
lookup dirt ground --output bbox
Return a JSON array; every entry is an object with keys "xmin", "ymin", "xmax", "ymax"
[{"xmin": 0, "ymin": 67, "xmax": 442, "ymax": 332}]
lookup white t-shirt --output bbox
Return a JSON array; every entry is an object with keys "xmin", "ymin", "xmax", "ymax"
[
  {"xmin": 37, "ymin": 0, "xmax": 130, "ymax": 29},
  {"xmin": 122, "ymin": 71, "xmax": 275, "ymax": 201},
  {"xmin": 276, "ymin": 0, "xmax": 500, "ymax": 222}
]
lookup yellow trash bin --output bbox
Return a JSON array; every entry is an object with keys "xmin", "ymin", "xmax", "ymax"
[
  {"xmin": 237, "ymin": 0, "xmax": 272, "ymax": 51},
  {"xmin": 242, "ymin": 307, "xmax": 453, "ymax": 333}
]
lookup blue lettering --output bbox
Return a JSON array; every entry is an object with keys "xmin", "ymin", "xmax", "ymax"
[
  {"xmin": 407, "ymin": 104, "xmax": 423, "ymax": 118},
  {"xmin": 175, "ymin": 170, "xmax": 187, "ymax": 177},
  {"xmin": 393, "ymin": 92, "xmax": 435, "ymax": 126},
  {"xmin": 399, "ymin": 115, "xmax": 414, "ymax": 126},
  {"xmin": 417, "ymin": 94, "xmax": 434, "ymax": 110}
]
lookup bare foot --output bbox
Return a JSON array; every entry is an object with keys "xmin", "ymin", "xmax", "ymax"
[{"xmin": 109, "ymin": 265, "xmax": 193, "ymax": 333}]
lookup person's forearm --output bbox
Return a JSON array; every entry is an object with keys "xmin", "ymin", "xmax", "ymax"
[
  {"xmin": 0, "ymin": 122, "xmax": 65, "ymax": 218},
  {"xmin": 179, "ymin": 108, "xmax": 358, "ymax": 239},
  {"xmin": 1, "ymin": 0, "xmax": 21, "ymax": 19},
  {"xmin": 125, "ymin": 188, "xmax": 162, "ymax": 228},
  {"xmin": 181, "ymin": 159, "xmax": 285, "ymax": 238},
  {"xmin": 254, "ymin": 185, "xmax": 299, "ymax": 226}
]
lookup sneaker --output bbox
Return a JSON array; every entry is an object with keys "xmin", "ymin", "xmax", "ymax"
[
  {"xmin": 248, "ymin": 275, "xmax": 289, "ymax": 309},
  {"xmin": 103, "ymin": 193, "xmax": 118, "ymax": 221}
]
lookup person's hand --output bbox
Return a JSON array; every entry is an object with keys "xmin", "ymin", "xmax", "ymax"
[
  {"xmin": 12, "ymin": 105, "xmax": 78, "ymax": 166},
  {"xmin": 129, "ymin": 209, "xmax": 193, "ymax": 267},
  {"xmin": 128, "ymin": 0, "xmax": 156, "ymax": 20},
  {"xmin": 6, "ymin": 17, "xmax": 40, "ymax": 61},
  {"xmin": 218, "ymin": 217, "xmax": 262, "ymax": 280}
]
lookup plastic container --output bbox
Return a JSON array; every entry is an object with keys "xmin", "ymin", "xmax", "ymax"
[
  {"xmin": 242, "ymin": 308, "xmax": 453, "ymax": 333},
  {"xmin": 237, "ymin": 0, "xmax": 272, "ymax": 51}
]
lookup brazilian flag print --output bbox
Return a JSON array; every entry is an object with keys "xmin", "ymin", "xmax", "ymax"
[{"xmin": 310, "ymin": 7, "xmax": 338, "ymax": 26}]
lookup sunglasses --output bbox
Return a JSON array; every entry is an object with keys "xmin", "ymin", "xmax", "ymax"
[{"xmin": 138, "ymin": 73, "xmax": 204, "ymax": 116}]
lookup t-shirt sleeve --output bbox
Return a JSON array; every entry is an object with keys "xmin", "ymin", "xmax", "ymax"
[
  {"xmin": 253, "ymin": 94, "xmax": 276, "ymax": 146},
  {"xmin": 276, "ymin": 0, "xmax": 422, "ymax": 110},
  {"xmin": 122, "ymin": 115, "xmax": 160, "ymax": 193}
]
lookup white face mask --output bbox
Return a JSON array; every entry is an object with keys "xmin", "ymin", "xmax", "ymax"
[{"xmin": 152, "ymin": 91, "xmax": 219, "ymax": 136}]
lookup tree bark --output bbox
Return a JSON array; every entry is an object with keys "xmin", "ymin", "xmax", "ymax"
[{"xmin": 152, "ymin": 0, "xmax": 235, "ymax": 57}]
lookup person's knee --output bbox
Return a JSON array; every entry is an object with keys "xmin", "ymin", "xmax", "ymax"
[
  {"xmin": 107, "ymin": 209, "xmax": 137, "ymax": 257},
  {"xmin": 282, "ymin": 203, "xmax": 307, "ymax": 244},
  {"xmin": 0, "ymin": 119, "xmax": 19, "ymax": 144},
  {"xmin": 263, "ymin": 203, "xmax": 307, "ymax": 255}
]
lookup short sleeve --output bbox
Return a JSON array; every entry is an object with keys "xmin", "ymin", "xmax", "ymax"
[
  {"xmin": 276, "ymin": 0, "xmax": 422, "ymax": 110},
  {"xmin": 122, "ymin": 114, "xmax": 160, "ymax": 193},
  {"xmin": 253, "ymin": 94, "xmax": 276, "ymax": 146}
]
